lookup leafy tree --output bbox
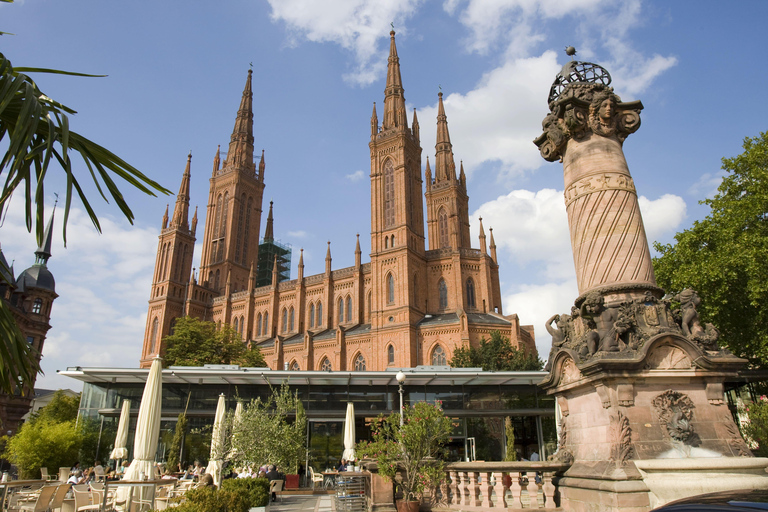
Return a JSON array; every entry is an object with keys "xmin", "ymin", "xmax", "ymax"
[
  {"xmin": 742, "ymin": 394, "xmax": 768, "ymax": 456},
  {"xmin": 653, "ymin": 132, "xmax": 768, "ymax": 367},
  {"xmin": 504, "ymin": 417, "xmax": 517, "ymax": 461},
  {"xmin": 0, "ymin": 47, "xmax": 170, "ymax": 393},
  {"xmin": 162, "ymin": 317, "xmax": 266, "ymax": 368},
  {"xmin": 357, "ymin": 401, "xmax": 452, "ymax": 502},
  {"xmin": 229, "ymin": 384, "xmax": 307, "ymax": 473},
  {"xmin": 449, "ymin": 331, "xmax": 543, "ymax": 371},
  {"xmin": 167, "ymin": 413, "xmax": 188, "ymax": 471}
]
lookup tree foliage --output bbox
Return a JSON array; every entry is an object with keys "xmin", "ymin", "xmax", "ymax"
[
  {"xmin": 166, "ymin": 413, "xmax": 188, "ymax": 472},
  {"xmin": 653, "ymin": 132, "xmax": 768, "ymax": 366},
  {"xmin": 228, "ymin": 384, "xmax": 307, "ymax": 473},
  {"xmin": 504, "ymin": 417, "xmax": 517, "ymax": 461},
  {"xmin": 162, "ymin": 317, "xmax": 266, "ymax": 368},
  {"xmin": 743, "ymin": 395, "xmax": 768, "ymax": 457},
  {"xmin": 0, "ymin": 48, "xmax": 170, "ymax": 393},
  {"xmin": 357, "ymin": 401, "xmax": 452, "ymax": 501},
  {"xmin": 449, "ymin": 331, "xmax": 543, "ymax": 371}
]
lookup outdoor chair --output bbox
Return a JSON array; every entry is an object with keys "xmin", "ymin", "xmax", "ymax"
[
  {"xmin": 72, "ymin": 484, "xmax": 100, "ymax": 512},
  {"xmin": 40, "ymin": 467, "xmax": 56, "ymax": 481},
  {"xmin": 58, "ymin": 467, "xmax": 70, "ymax": 482},
  {"xmin": 48, "ymin": 483, "xmax": 72, "ymax": 512},
  {"xmin": 308, "ymin": 467, "xmax": 324, "ymax": 490},
  {"xmin": 269, "ymin": 480, "xmax": 284, "ymax": 503},
  {"xmin": 17, "ymin": 484, "xmax": 57, "ymax": 512}
]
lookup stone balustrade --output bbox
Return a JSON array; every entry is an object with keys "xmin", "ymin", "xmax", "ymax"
[{"xmin": 442, "ymin": 461, "xmax": 571, "ymax": 511}]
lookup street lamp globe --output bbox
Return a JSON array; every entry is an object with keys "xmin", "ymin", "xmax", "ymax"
[{"xmin": 396, "ymin": 371, "xmax": 406, "ymax": 383}]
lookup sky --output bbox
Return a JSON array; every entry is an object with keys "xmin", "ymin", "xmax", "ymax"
[{"xmin": 2, "ymin": 0, "xmax": 767, "ymax": 391}]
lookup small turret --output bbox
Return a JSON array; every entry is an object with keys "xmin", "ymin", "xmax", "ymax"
[
  {"xmin": 371, "ymin": 102, "xmax": 378, "ymax": 138},
  {"xmin": 489, "ymin": 228, "xmax": 497, "ymax": 264},
  {"xmin": 479, "ymin": 217, "xmax": 487, "ymax": 255},
  {"xmin": 354, "ymin": 234, "xmax": 361, "ymax": 268},
  {"xmin": 271, "ymin": 255, "xmax": 279, "ymax": 287},
  {"xmin": 425, "ymin": 157, "xmax": 432, "ymax": 192},
  {"xmin": 325, "ymin": 241, "xmax": 332, "ymax": 275},
  {"xmin": 460, "ymin": 161, "xmax": 467, "ymax": 189},
  {"xmin": 298, "ymin": 249, "xmax": 304, "ymax": 281},
  {"xmin": 162, "ymin": 205, "xmax": 169, "ymax": 230},
  {"xmin": 191, "ymin": 206, "xmax": 198, "ymax": 236},
  {"xmin": 412, "ymin": 108, "xmax": 420, "ymax": 142},
  {"xmin": 264, "ymin": 201, "xmax": 274, "ymax": 242},
  {"xmin": 170, "ymin": 153, "xmax": 192, "ymax": 230},
  {"xmin": 258, "ymin": 149, "xmax": 265, "ymax": 182},
  {"xmin": 212, "ymin": 145, "xmax": 220, "ymax": 177},
  {"xmin": 249, "ymin": 262, "xmax": 255, "ymax": 290}
]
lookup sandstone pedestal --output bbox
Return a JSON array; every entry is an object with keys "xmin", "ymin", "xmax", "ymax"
[{"xmin": 542, "ymin": 333, "xmax": 767, "ymax": 511}]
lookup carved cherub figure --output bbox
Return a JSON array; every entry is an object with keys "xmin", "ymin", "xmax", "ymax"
[
  {"xmin": 581, "ymin": 292, "xmax": 621, "ymax": 354},
  {"xmin": 545, "ymin": 314, "xmax": 569, "ymax": 347},
  {"xmin": 674, "ymin": 288, "xmax": 720, "ymax": 349}
]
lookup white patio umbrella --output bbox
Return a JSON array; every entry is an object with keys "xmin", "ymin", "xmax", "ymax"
[
  {"xmin": 117, "ymin": 357, "xmax": 162, "ymax": 506},
  {"xmin": 234, "ymin": 401, "xmax": 243, "ymax": 424},
  {"xmin": 205, "ymin": 394, "xmax": 227, "ymax": 487},
  {"xmin": 342, "ymin": 402, "xmax": 356, "ymax": 461},
  {"xmin": 109, "ymin": 400, "xmax": 131, "ymax": 463}
]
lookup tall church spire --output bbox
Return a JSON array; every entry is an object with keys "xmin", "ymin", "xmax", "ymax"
[
  {"xmin": 227, "ymin": 69, "xmax": 254, "ymax": 170},
  {"xmin": 34, "ymin": 203, "xmax": 55, "ymax": 266},
  {"xmin": 382, "ymin": 31, "xmax": 407, "ymax": 131},
  {"xmin": 264, "ymin": 201, "xmax": 274, "ymax": 241},
  {"xmin": 434, "ymin": 92, "xmax": 456, "ymax": 183},
  {"xmin": 170, "ymin": 153, "xmax": 192, "ymax": 230}
]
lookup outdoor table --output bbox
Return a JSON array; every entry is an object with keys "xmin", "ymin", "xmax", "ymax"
[{"xmin": 322, "ymin": 471, "xmax": 339, "ymax": 489}]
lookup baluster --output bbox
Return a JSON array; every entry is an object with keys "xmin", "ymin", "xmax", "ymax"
[
  {"xmin": 508, "ymin": 471, "xmax": 523, "ymax": 509},
  {"xmin": 462, "ymin": 471, "xmax": 470, "ymax": 507},
  {"xmin": 542, "ymin": 472, "xmax": 556, "ymax": 509},
  {"xmin": 440, "ymin": 478, "xmax": 450, "ymax": 507},
  {"xmin": 449, "ymin": 470, "xmax": 459, "ymax": 507},
  {"xmin": 492, "ymin": 471, "xmax": 506, "ymax": 509},
  {"xmin": 480, "ymin": 471, "xmax": 492, "ymax": 509},
  {"xmin": 527, "ymin": 470, "xmax": 540, "ymax": 509}
]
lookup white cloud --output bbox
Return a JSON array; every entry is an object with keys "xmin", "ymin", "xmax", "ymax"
[
  {"xmin": 267, "ymin": 0, "xmax": 422, "ymax": 85},
  {"xmin": 0, "ymin": 197, "xmax": 159, "ymax": 390},
  {"xmin": 346, "ymin": 170, "xmax": 365, "ymax": 182},
  {"xmin": 503, "ymin": 279, "xmax": 579, "ymax": 363},
  {"xmin": 638, "ymin": 193, "xmax": 687, "ymax": 247},
  {"xmin": 470, "ymin": 188, "xmax": 573, "ymax": 279},
  {"xmin": 688, "ymin": 171, "xmax": 725, "ymax": 200},
  {"xmin": 288, "ymin": 230, "xmax": 308, "ymax": 238}
]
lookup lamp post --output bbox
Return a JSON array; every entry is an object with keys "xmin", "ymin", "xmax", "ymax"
[{"xmin": 396, "ymin": 371, "xmax": 406, "ymax": 427}]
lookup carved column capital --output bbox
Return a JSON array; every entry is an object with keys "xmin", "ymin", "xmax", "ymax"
[{"xmin": 535, "ymin": 83, "xmax": 643, "ymax": 162}]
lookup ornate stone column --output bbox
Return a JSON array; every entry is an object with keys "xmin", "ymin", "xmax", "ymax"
[{"xmin": 536, "ymin": 73, "xmax": 659, "ymax": 305}]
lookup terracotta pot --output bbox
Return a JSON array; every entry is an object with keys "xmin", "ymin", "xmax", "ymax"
[
  {"xmin": 285, "ymin": 473, "xmax": 300, "ymax": 489},
  {"xmin": 396, "ymin": 499, "xmax": 420, "ymax": 512}
]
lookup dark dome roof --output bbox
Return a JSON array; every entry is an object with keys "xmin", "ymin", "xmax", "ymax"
[{"xmin": 16, "ymin": 264, "xmax": 55, "ymax": 293}]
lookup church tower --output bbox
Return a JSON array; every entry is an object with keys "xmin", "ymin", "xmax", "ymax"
[
  {"xmin": 199, "ymin": 69, "xmax": 266, "ymax": 296},
  {"xmin": 425, "ymin": 92, "xmax": 471, "ymax": 250},
  {"xmin": 141, "ymin": 154, "xmax": 196, "ymax": 366},
  {"xmin": 368, "ymin": 30, "xmax": 426, "ymax": 368}
]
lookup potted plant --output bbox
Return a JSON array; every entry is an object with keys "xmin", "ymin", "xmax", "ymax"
[{"xmin": 358, "ymin": 401, "xmax": 452, "ymax": 512}]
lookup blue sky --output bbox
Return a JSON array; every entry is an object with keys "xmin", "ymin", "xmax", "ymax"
[{"xmin": 2, "ymin": 0, "xmax": 767, "ymax": 390}]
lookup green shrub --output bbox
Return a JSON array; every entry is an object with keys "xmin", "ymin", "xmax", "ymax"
[{"xmin": 222, "ymin": 477, "xmax": 270, "ymax": 507}]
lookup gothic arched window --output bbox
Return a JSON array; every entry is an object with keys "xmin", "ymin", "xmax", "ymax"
[
  {"xmin": 384, "ymin": 159, "xmax": 395, "ymax": 228},
  {"xmin": 438, "ymin": 278, "xmax": 448, "ymax": 310},
  {"xmin": 240, "ymin": 315, "xmax": 245, "ymax": 335},
  {"xmin": 346, "ymin": 296, "xmax": 352, "ymax": 324},
  {"xmin": 387, "ymin": 345, "xmax": 395, "ymax": 365},
  {"xmin": 354, "ymin": 353, "xmax": 366, "ymax": 371},
  {"xmin": 438, "ymin": 207, "xmax": 449, "ymax": 249},
  {"xmin": 432, "ymin": 345, "xmax": 447, "ymax": 366},
  {"xmin": 289, "ymin": 306, "xmax": 295, "ymax": 332},
  {"xmin": 242, "ymin": 197, "xmax": 252, "ymax": 263},
  {"xmin": 281, "ymin": 308, "xmax": 288, "ymax": 333},
  {"xmin": 317, "ymin": 302, "xmax": 323, "ymax": 327},
  {"xmin": 320, "ymin": 357, "xmax": 332, "ymax": 371},
  {"xmin": 233, "ymin": 317, "xmax": 239, "ymax": 333},
  {"xmin": 289, "ymin": 360, "xmax": 300, "ymax": 371},
  {"xmin": 466, "ymin": 278, "xmax": 476, "ymax": 309},
  {"xmin": 263, "ymin": 312, "xmax": 269, "ymax": 335},
  {"xmin": 309, "ymin": 303, "xmax": 315, "ymax": 328},
  {"xmin": 32, "ymin": 298, "xmax": 43, "ymax": 315},
  {"xmin": 257, "ymin": 312, "xmax": 263, "ymax": 336},
  {"xmin": 387, "ymin": 273, "xmax": 395, "ymax": 305},
  {"xmin": 366, "ymin": 291, "xmax": 372, "ymax": 322},
  {"xmin": 235, "ymin": 193, "xmax": 246, "ymax": 264},
  {"xmin": 150, "ymin": 317, "xmax": 159, "ymax": 353},
  {"xmin": 338, "ymin": 298, "xmax": 344, "ymax": 323}
]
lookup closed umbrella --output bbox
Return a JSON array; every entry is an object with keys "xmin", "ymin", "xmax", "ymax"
[
  {"xmin": 205, "ymin": 394, "xmax": 227, "ymax": 487},
  {"xmin": 342, "ymin": 402, "xmax": 356, "ymax": 462},
  {"xmin": 118, "ymin": 357, "xmax": 162, "ymax": 506},
  {"xmin": 110, "ymin": 399, "xmax": 131, "ymax": 465}
]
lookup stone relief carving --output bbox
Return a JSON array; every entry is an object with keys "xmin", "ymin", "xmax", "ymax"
[
  {"xmin": 544, "ymin": 288, "xmax": 726, "ymax": 367},
  {"xmin": 549, "ymin": 416, "xmax": 574, "ymax": 464},
  {"xmin": 722, "ymin": 420, "xmax": 753, "ymax": 457},
  {"xmin": 559, "ymin": 357, "xmax": 582, "ymax": 386},
  {"xmin": 609, "ymin": 410, "xmax": 634, "ymax": 466},
  {"xmin": 652, "ymin": 390, "xmax": 698, "ymax": 446}
]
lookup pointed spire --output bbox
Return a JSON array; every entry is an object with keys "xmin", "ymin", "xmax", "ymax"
[
  {"xmin": 264, "ymin": 201, "xmax": 274, "ymax": 241},
  {"xmin": 371, "ymin": 102, "xmax": 378, "ymax": 138},
  {"xmin": 271, "ymin": 255, "xmax": 279, "ymax": 286},
  {"xmin": 325, "ymin": 241, "xmax": 332, "ymax": 275},
  {"xmin": 434, "ymin": 91, "xmax": 456, "ymax": 183},
  {"xmin": 460, "ymin": 160, "xmax": 467, "ymax": 189},
  {"xmin": 162, "ymin": 204, "xmax": 169, "ymax": 230},
  {"xmin": 412, "ymin": 108, "xmax": 420, "ymax": 142},
  {"xmin": 425, "ymin": 156, "xmax": 432, "ymax": 191},
  {"xmin": 212, "ymin": 145, "xmax": 221, "ymax": 177},
  {"xmin": 227, "ymin": 69, "xmax": 255, "ymax": 171},
  {"xmin": 249, "ymin": 262, "xmax": 256, "ymax": 289},
  {"xmin": 382, "ymin": 30, "xmax": 407, "ymax": 131},
  {"xmin": 191, "ymin": 206, "xmax": 198, "ymax": 236},
  {"xmin": 35, "ymin": 202, "xmax": 56, "ymax": 266},
  {"xmin": 489, "ymin": 227, "xmax": 498, "ymax": 264},
  {"xmin": 355, "ymin": 234, "xmax": 361, "ymax": 268},
  {"xmin": 190, "ymin": 268, "xmax": 196, "ymax": 285},
  {"xmin": 171, "ymin": 153, "xmax": 192, "ymax": 230},
  {"xmin": 298, "ymin": 248, "xmax": 304, "ymax": 281},
  {"xmin": 478, "ymin": 217, "xmax": 487, "ymax": 255},
  {"xmin": 225, "ymin": 269, "xmax": 232, "ymax": 296},
  {"xmin": 258, "ymin": 149, "xmax": 265, "ymax": 181}
]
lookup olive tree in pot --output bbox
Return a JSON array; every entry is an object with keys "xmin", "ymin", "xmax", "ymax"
[{"xmin": 358, "ymin": 401, "xmax": 452, "ymax": 511}]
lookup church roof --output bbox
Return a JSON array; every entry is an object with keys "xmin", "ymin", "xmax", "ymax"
[
  {"xmin": 312, "ymin": 328, "xmax": 337, "ymax": 341},
  {"xmin": 466, "ymin": 313, "xmax": 512, "ymax": 326},
  {"xmin": 418, "ymin": 313, "xmax": 459, "ymax": 326},
  {"xmin": 16, "ymin": 264, "xmax": 55, "ymax": 293},
  {"xmin": 283, "ymin": 333, "xmax": 304, "ymax": 345},
  {"xmin": 344, "ymin": 324, "xmax": 370, "ymax": 336}
]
